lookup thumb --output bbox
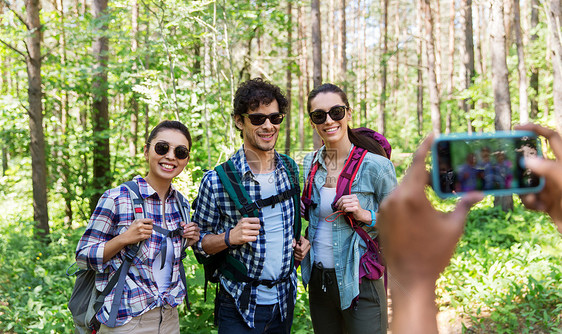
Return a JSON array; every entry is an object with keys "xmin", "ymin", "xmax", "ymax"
[{"xmin": 525, "ymin": 157, "xmax": 562, "ymax": 188}]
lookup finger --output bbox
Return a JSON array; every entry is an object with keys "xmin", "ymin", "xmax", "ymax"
[
  {"xmin": 242, "ymin": 217, "xmax": 261, "ymax": 224},
  {"xmin": 525, "ymin": 157, "xmax": 562, "ymax": 188},
  {"xmin": 402, "ymin": 134, "xmax": 433, "ymax": 188},
  {"xmin": 518, "ymin": 123, "xmax": 562, "ymax": 159},
  {"xmin": 448, "ymin": 191, "xmax": 483, "ymax": 225}
]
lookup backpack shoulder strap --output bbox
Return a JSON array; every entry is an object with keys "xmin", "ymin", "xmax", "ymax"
[
  {"xmin": 123, "ymin": 181, "xmax": 145, "ymax": 221},
  {"xmin": 332, "ymin": 146, "xmax": 368, "ymax": 210},
  {"xmin": 173, "ymin": 190, "xmax": 190, "ymax": 224},
  {"xmin": 215, "ymin": 160, "xmax": 259, "ymax": 218},
  {"xmin": 278, "ymin": 154, "xmax": 301, "ymax": 240},
  {"xmin": 301, "ymin": 151, "xmax": 319, "ymax": 221}
]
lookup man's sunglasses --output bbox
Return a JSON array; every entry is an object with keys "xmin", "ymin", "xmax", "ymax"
[
  {"xmin": 242, "ymin": 112, "xmax": 285, "ymax": 126},
  {"xmin": 153, "ymin": 141, "xmax": 190, "ymax": 160},
  {"xmin": 309, "ymin": 105, "xmax": 348, "ymax": 124}
]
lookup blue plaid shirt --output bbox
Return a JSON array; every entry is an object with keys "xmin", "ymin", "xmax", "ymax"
[
  {"xmin": 192, "ymin": 147, "xmax": 298, "ymax": 328},
  {"xmin": 76, "ymin": 176, "xmax": 189, "ymax": 327}
]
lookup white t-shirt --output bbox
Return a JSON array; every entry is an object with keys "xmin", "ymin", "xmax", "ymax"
[
  {"xmin": 313, "ymin": 186, "xmax": 337, "ymax": 269},
  {"xmin": 153, "ymin": 235, "xmax": 174, "ymax": 294},
  {"xmin": 254, "ymin": 172, "xmax": 284, "ymax": 305}
]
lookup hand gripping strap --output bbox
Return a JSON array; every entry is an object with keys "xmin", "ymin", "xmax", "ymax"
[{"xmin": 332, "ymin": 146, "xmax": 368, "ymax": 214}]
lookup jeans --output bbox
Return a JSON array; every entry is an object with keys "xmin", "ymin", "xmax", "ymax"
[
  {"xmin": 308, "ymin": 264, "xmax": 387, "ymax": 334},
  {"xmin": 216, "ymin": 288, "xmax": 293, "ymax": 334}
]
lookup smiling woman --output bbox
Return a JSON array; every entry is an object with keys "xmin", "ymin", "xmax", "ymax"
[
  {"xmin": 300, "ymin": 83, "xmax": 397, "ymax": 334},
  {"xmin": 74, "ymin": 120, "xmax": 200, "ymax": 333}
]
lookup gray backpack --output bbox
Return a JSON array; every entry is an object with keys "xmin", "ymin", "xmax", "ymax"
[{"xmin": 67, "ymin": 181, "xmax": 190, "ymax": 333}]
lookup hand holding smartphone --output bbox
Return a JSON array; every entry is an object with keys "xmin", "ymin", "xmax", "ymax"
[{"xmin": 431, "ymin": 131, "xmax": 545, "ymax": 198}]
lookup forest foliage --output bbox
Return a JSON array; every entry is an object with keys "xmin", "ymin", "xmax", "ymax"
[{"xmin": 1, "ymin": 0, "xmax": 562, "ymax": 332}]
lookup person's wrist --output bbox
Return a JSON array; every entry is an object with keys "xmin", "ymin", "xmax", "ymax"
[{"xmin": 224, "ymin": 227, "xmax": 235, "ymax": 249}]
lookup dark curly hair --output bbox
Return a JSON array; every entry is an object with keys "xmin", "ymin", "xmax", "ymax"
[{"xmin": 233, "ymin": 78, "xmax": 289, "ymax": 119}]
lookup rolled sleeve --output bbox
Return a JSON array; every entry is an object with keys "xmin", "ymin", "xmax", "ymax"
[
  {"xmin": 191, "ymin": 171, "xmax": 222, "ymax": 257},
  {"xmin": 75, "ymin": 191, "xmax": 117, "ymax": 273}
]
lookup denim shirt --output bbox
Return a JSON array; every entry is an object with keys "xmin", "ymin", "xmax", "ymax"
[{"xmin": 301, "ymin": 145, "xmax": 397, "ymax": 310}]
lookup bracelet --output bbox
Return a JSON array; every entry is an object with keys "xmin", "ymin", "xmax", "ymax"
[
  {"xmin": 366, "ymin": 209, "xmax": 377, "ymax": 227},
  {"xmin": 224, "ymin": 227, "xmax": 235, "ymax": 249}
]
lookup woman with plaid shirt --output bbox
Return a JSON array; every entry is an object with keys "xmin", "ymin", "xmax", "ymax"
[{"xmin": 76, "ymin": 121, "xmax": 200, "ymax": 333}]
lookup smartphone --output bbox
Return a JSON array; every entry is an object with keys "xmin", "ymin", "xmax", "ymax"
[{"xmin": 431, "ymin": 131, "xmax": 545, "ymax": 198}]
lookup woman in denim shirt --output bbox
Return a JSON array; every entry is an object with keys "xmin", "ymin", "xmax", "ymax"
[{"xmin": 301, "ymin": 84, "xmax": 397, "ymax": 334}]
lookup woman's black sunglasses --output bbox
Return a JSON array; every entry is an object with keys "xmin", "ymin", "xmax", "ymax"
[
  {"xmin": 153, "ymin": 141, "xmax": 190, "ymax": 160},
  {"xmin": 309, "ymin": 105, "xmax": 348, "ymax": 124},
  {"xmin": 242, "ymin": 112, "xmax": 285, "ymax": 126}
]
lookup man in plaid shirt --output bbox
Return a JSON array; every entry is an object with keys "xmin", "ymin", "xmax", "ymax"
[{"xmin": 192, "ymin": 78, "xmax": 310, "ymax": 333}]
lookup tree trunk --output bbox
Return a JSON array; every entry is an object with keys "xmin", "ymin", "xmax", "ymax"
[
  {"xmin": 129, "ymin": 0, "xmax": 139, "ymax": 158},
  {"xmin": 446, "ymin": 0, "xmax": 455, "ymax": 134},
  {"xmin": 514, "ymin": 0, "xmax": 529, "ymax": 124},
  {"xmin": 549, "ymin": 0, "xmax": 562, "ymax": 133},
  {"xmin": 1, "ymin": 55, "xmax": 8, "ymax": 176},
  {"xmin": 460, "ymin": 0, "xmax": 475, "ymax": 133},
  {"xmin": 416, "ymin": 0, "xmax": 424, "ymax": 136},
  {"xmin": 327, "ymin": 0, "xmax": 335, "ymax": 82},
  {"xmin": 311, "ymin": 0, "xmax": 322, "ymax": 149},
  {"xmin": 25, "ymin": 0, "xmax": 50, "ymax": 237},
  {"xmin": 91, "ymin": 0, "xmax": 112, "ymax": 214},
  {"xmin": 434, "ymin": 0, "xmax": 442, "ymax": 90},
  {"xmin": 424, "ymin": 0, "xmax": 441, "ymax": 134},
  {"xmin": 339, "ymin": 0, "xmax": 347, "ymax": 87},
  {"xmin": 298, "ymin": 4, "xmax": 305, "ymax": 151},
  {"xmin": 378, "ymin": 0, "xmax": 388, "ymax": 135},
  {"xmin": 530, "ymin": 0, "xmax": 539, "ymax": 119},
  {"xmin": 490, "ymin": 0, "xmax": 514, "ymax": 211},
  {"xmin": 285, "ymin": 2, "xmax": 293, "ymax": 155},
  {"xmin": 56, "ymin": 0, "xmax": 73, "ymax": 225}
]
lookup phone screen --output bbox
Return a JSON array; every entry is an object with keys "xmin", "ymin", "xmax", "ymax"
[{"xmin": 434, "ymin": 134, "xmax": 542, "ymax": 195}]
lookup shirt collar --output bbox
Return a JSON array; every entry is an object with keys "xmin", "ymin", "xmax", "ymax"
[
  {"xmin": 231, "ymin": 145, "xmax": 285, "ymax": 180},
  {"xmin": 133, "ymin": 175, "xmax": 176, "ymax": 200}
]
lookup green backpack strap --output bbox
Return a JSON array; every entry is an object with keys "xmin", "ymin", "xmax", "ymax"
[
  {"xmin": 215, "ymin": 160, "xmax": 259, "ymax": 218},
  {"xmin": 279, "ymin": 154, "xmax": 302, "ymax": 241}
]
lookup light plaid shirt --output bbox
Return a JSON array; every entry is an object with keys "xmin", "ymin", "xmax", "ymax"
[
  {"xmin": 75, "ymin": 176, "xmax": 189, "ymax": 327},
  {"xmin": 192, "ymin": 147, "xmax": 298, "ymax": 328}
]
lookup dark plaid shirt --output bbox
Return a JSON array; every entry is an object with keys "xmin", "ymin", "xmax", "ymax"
[{"xmin": 192, "ymin": 147, "xmax": 298, "ymax": 328}]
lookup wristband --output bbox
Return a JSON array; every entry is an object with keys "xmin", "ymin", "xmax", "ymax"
[
  {"xmin": 224, "ymin": 227, "xmax": 235, "ymax": 249},
  {"xmin": 366, "ymin": 209, "xmax": 377, "ymax": 227}
]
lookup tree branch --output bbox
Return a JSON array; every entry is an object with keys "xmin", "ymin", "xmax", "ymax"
[
  {"xmin": 3, "ymin": 0, "xmax": 30, "ymax": 30},
  {"xmin": 0, "ymin": 38, "xmax": 26, "ymax": 58}
]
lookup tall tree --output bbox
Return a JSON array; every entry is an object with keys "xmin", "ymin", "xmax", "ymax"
[
  {"xmin": 311, "ymin": 0, "xmax": 322, "ymax": 148},
  {"xmin": 129, "ymin": 0, "xmax": 139, "ymax": 158},
  {"xmin": 339, "ymin": 0, "xmax": 347, "ymax": 87},
  {"xmin": 416, "ymin": 0, "xmax": 424, "ymax": 136},
  {"xmin": 548, "ymin": 0, "xmax": 562, "ymax": 133},
  {"xmin": 424, "ymin": 0, "xmax": 442, "ymax": 134},
  {"xmin": 91, "ymin": 0, "xmax": 112, "ymax": 213},
  {"xmin": 285, "ymin": 1, "xmax": 292, "ymax": 155},
  {"xmin": 529, "ymin": 0, "xmax": 540, "ymax": 119},
  {"xmin": 0, "ymin": 3, "xmax": 49, "ymax": 233},
  {"xmin": 490, "ymin": 0, "xmax": 514, "ymax": 211},
  {"xmin": 460, "ymin": 0, "xmax": 475, "ymax": 133},
  {"xmin": 514, "ymin": 0, "xmax": 529, "ymax": 123},
  {"xmin": 298, "ymin": 3, "xmax": 306, "ymax": 151},
  {"xmin": 446, "ymin": 0, "xmax": 455, "ymax": 133},
  {"xmin": 26, "ymin": 0, "xmax": 50, "ymax": 237},
  {"xmin": 378, "ymin": 0, "xmax": 388, "ymax": 135}
]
